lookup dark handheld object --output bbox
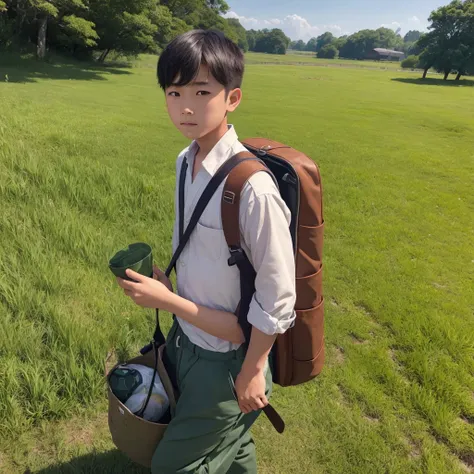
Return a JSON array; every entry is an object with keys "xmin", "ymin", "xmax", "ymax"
[
  {"xmin": 109, "ymin": 242, "xmax": 166, "ymax": 348},
  {"xmin": 109, "ymin": 242, "xmax": 153, "ymax": 281},
  {"xmin": 228, "ymin": 371, "xmax": 285, "ymax": 434}
]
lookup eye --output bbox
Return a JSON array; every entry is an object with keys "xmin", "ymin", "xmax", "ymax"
[
  {"xmin": 168, "ymin": 91, "xmax": 180, "ymax": 97},
  {"xmin": 197, "ymin": 91, "xmax": 210, "ymax": 96}
]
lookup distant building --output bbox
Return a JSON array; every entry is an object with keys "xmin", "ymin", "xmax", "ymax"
[{"xmin": 367, "ymin": 48, "xmax": 405, "ymax": 61}]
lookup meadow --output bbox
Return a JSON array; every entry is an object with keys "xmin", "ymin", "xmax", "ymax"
[{"xmin": 0, "ymin": 51, "xmax": 473, "ymax": 473}]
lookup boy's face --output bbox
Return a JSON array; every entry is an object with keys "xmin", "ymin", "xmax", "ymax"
[{"xmin": 165, "ymin": 64, "xmax": 241, "ymax": 140}]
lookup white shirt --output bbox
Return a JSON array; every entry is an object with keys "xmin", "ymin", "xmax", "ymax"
[{"xmin": 172, "ymin": 125, "xmax": 296, "ymax": 352}]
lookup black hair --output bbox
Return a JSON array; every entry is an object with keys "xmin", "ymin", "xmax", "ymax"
[{"xmin": 157, "ymin": 29, "xmax": 244, "ymax": 92}]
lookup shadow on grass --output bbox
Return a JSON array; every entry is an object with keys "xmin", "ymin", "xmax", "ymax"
[
  {"xmin": 0, "ymin": 52, "xmax": 132, "ymax": 83},
  {"xmin": 29, "ymin": 449, "xmax": 149, "ymax": 474},
  {"xmin": 391, "ymin": 77, "xmax": 474, "ymax": 87}
]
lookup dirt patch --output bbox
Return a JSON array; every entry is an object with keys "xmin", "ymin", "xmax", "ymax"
[
  {"xmin": 349, "ymin": 332, "xmax": 368, "ymax": 345},
  {"xmin": 302, "ymin": 76, "xmax": 330, "ymax": 81},
  {"xmin": 460, "ymin": 414, "xmax": 473, "ymax": 425},
  {"xmin": 354, "ymin": 301, "xmax": 374, "ymax": 317},
  {"xmin": 459, "ymin": 453, "xmax": 474, "ymax": 473},
  {"xmin": 336, "ymin": 384, "xmax": 351, "ymax": 407},
  {"xmin": 388, "ymin": 348, "xmax": 403, "ymax": 370},
  {"xmin": 363, "ymin": 414, "xmax": 380, "ymax": 423},
  {"xmin": 334, "ymin": 346, "xmax": 345, "ymax": 365},
  {"xmin": 407, "ymin": 439, "xmax": 421, "ymax": 459},
  {"xmin": 329, "ymin": 298, "xmax": 340, "ymax": 308}
]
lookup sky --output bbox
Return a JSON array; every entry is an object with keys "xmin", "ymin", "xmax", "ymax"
[{"xmin": 224, "ymin": 0, "xmax": 448, "ymax": 41}]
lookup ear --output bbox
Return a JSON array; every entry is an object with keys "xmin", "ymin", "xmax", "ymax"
[{"xmin": 226, "ymin": 88, "xmax": 242, "ymax": 113}]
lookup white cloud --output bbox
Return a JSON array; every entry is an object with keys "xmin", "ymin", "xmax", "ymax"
[
  {"xmin": 408, "ymin": 16, "xmax": 421, "ymax": 24},
  {"xmin": 380, "ymin": 21, "xmax": 401, "ymax": 30},
  {"xmin": 223, "ymin": 11, "xmax": 345, "ymax": 41}
]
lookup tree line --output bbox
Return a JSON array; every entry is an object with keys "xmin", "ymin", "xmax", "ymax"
[
  {"xmin": 245, "ymin": 0, "xmax": 473, "ymax": 80},
  {"xmin": 403, "ymin": 0, "xmax": 474, "ymax": 80},
  {"xmin": 288, "ymin": 29, "xmax": 422, "ymax": 59},
  {"xmin": 1, "ymin": 0, "xmax": 472, "ymax": 80},
  {"xmin": 0, "ymin": 0, "xmax": 246, "ymax": 60}
]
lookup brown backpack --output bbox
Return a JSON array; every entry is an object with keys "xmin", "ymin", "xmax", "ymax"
[{"xmin": 221, "ymin": 138, "xmax": 324, "ymax": 387}]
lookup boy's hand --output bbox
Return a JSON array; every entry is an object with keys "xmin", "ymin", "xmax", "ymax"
[
  {"xmin": 234, "ymin": 366, "xmax": 268, "ymax": 414},
  {"xmin": 116, "ymin": 268, "xmax": 172, "ymax": 309},
  {"xmin": 152, "ymin": 265, "xmax": 173, "ymax": 292}
]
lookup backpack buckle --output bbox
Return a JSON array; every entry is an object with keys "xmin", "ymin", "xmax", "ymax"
[{"xmin": 228, "ymin": 247, "xmax": 245, "ymax": 266}]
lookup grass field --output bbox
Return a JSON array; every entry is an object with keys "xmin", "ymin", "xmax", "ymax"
[
  {"xmin": 246, "ymin": 51, "xmax": 408, "ymax": 71},
  {"xmin": 0, "ymin": 51, "xmax": 474, "ymax": 474}
]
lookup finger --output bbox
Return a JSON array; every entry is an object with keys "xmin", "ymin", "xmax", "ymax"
[
  {"xmin": 250, "ymin": 399, "xmax": 265, "ymax": 411},
  {"xmin": 117, "ymin": 277, "xmax": 138, "ymax": 291},
  {"xmin": 153, "ymin": 265, "xmax": 165, "ymax": 277},
  {"xmin": 260, "ymin": 395, "xmax": 269, "ymax": 407},
  {"xmin": 124, "ymin": 289, "xmax": 133, "ymax": 297},
  {"xmin": 125, "ymin": 268, "xmax": 145, "ymax": 282},
  {"xmin": 239, "ymin": 403, "xmax": 251, "ymax": 414},
  {"xmin": 153, "ymin": 267, "xmax": 170, "ymax": 286}
]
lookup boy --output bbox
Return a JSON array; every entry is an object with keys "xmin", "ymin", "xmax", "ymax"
[{"xmin": 117, "ymin": 30, "xmax": 296, "ymax": 473}]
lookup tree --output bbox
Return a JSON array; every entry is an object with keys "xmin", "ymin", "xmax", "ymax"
[
  {"xmin": 339, "ymin": 30, "xmax": 375, "ymax": 59},
  {"xmin": 3, "ymin": 0, "xmax": 98, "ymax": 59},
  {"xmin": 401, "ymin": 55, "xmax": 419, "ymax": 69},
  {"xmin": 417, "ymin": 32, "xmax": 439, "ymax": 78},
  {"xmin": 254, "ymin": 28, "xmax": 290, "ymax": 54},
  {"xmin": 339, "ymin": 27, "xmax": 403, "ymax": 60},
  {"xmin": 315, "ymin": 32, "xmax": 334, "ymax": 51},
  {"xmin": 404, "ymin": 30, "xmax": 422, "ymax": 43},
  {"xmin": 205, "ymin": 0, "xmax": 229, "ymax": 14},
  {"xmin": 88, "ymin": 0, "xmax": 157, "ymax": 61},
  {"xmin": 1, "ymin": 0, "xmax": 242, "ymax": 60},
  {"xmin": 55, "ymin": 14, "xmax": 99, "ymax": 52},
  {"xmin": 160, "ymin": 0, "xmax": 207, "ymax": 18},
  {"xmin": 376, "ymin": 27, "xmax": 404, "ymax": 50},
  {"xmin": 246, "ymin": 29, "xmax": 258, "ymax": 51},
  {"xmin": 227, "ymin": 18, "xmax": 248, "ymax": 51},
  {"xmin": 334, "ymin": 35, "xmax": 347, "ymax": 50},
  {"xmin": 292, "ymin": 39, "xmax": 306, "ymax": 51},
  {"xmin": 416, "ymin": 0, "xmax": 474, "ymax": 80},
  {"xmin": 305, "ymin": 37, "xmax": 317, "ymax": 52},
  {"xmin": 33, "ymin": 0, "xmax": 59, "ymax": 58},
  {"xmin": 318, "ymin": 44, "xmax": 338, "ymax": 59}
]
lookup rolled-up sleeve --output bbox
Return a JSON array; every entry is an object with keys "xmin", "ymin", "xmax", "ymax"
[{"xmin": 240, "ymin": 174, "xmax": 296, "ymax": 335}]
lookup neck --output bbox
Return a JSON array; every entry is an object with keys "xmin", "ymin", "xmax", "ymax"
[{"xmin": 196, "ymin": 119, "xmax": 229, "ymax": 157}]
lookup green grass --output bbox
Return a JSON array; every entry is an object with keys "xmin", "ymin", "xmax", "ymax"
[
  {"xmin": 0, "ymin": 52, "xmax": 473, "ymax": 474},
  {"xmin": 245, "ymin": 51, "xmax": 408, "ymax": 70}
]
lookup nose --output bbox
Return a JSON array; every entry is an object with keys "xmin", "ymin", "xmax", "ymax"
[{"xmin": 182, "ymin": 107, "xmax": 194, "ymax": 115}]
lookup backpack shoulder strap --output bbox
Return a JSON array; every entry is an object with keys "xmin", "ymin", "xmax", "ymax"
[
  {"xmin": 221, "ymin": 154, "xmax": 271, "ymax": 249},
  {"xmin": 221, "ymin": 154, "xmax": 287, "ymax": 435}
]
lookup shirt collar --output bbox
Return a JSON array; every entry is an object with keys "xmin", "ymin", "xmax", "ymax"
[{"xmin": 186, "ymin": 125, "xmax": 239, "ymax": 177}]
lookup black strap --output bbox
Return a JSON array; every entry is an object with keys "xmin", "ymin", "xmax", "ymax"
[
  {"xmin": 136, "ymin": 340, "xmax": 159, "ymax": 418},
  {"xmin": 138, "ymin": 155, "xmax": 263, "ymax": 420},
  {"xmin": 179, "ymin": 158, "xmax": 187, "ymax": 242},
  {"xmin": 229, "ymin": 250, "xmax": 256, "ymax": 344},
  {"xmin": 164, "ymin": 156, "xmax": 258, "ymax": 278},
  {"xmin": 142, "ymin": 158, "xmax": 188, "ymax": 352},
  {"xmin": 141, "ymin": 155, "xmax": 257, "ymax": 356}
]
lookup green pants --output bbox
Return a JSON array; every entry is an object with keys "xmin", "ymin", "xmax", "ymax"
[{"xmin": 151, "ymin": 320, "xmax": 272, "ymax": 474}]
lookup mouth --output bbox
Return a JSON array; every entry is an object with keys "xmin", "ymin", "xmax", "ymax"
[{"xmin": 180, "ymin": 122, "xmax": 197, "ymax": 127}]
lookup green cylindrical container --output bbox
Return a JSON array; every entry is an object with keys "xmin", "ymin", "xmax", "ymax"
[{"xmin": 109, "ymin": 242, "xmax": 153, "ymax": 281}]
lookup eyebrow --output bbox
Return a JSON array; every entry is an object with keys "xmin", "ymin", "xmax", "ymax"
[{"xmin": 171, "ymin": 80, "xmax": 209, "ymax": 86}]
